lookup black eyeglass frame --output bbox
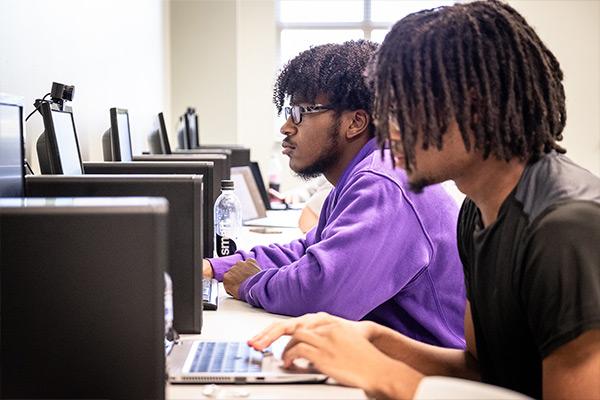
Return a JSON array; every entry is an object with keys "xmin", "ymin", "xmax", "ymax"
[{"xmin": 283, "ymin": 104, "xmax": 334, "ymax": 125}]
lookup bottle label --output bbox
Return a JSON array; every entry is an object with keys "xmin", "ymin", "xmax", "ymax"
[{"xmin": 216, "ymin": 234, "xmax": 238, "ymax": 257}]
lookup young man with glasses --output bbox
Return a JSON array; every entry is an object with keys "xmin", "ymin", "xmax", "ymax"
[
  {"xmin": 249, "ymin": 2, "xmax": 600, "ymax": 399},
  {"xmin": 204, "ymin": 40, "xmax": 466, "ymax": 349}
]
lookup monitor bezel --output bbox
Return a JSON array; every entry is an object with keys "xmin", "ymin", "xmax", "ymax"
[
  {"xmin": 157, "ymin": 112, "xmax": 172, "ymax": 154},
  {"xmin": 178, "ymin": 114, "xmax": 190, "ymax": 150},
  {"xmin": 184, "ymin": 111, "xmax": 199, "ymax": 149},
  {"xmin": 110, "ymin": 107, "xmax": 133, "ymax": 161},
  {"xmin": 0, "ymin": 93, "xmax": 25, "ymax": 197},
  {"xmin": 40, "ymin": 102, "xmax": 84, "ymax": 175}
]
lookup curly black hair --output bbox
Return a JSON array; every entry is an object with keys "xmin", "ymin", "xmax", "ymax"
[
  {"xmin": 274, "ymin": 39, "xmax": 379, "ymax": 137},
  {"xmin": 367, "ymin": 0, "xmax": 566, "ymax": 170}
]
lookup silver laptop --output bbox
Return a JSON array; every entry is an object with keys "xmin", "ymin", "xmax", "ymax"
[
  {"xmin": 231, "ymin": 166, "xmax": 302, "ymax": 228},
  {"xmin": 167, "ymin": 339, "xmax": 327, "ymax": 384}
]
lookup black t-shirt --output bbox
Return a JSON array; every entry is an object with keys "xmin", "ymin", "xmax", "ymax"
[{"xmin": 458, "ymin": 152, "xmax": 600, "ymax": 398}]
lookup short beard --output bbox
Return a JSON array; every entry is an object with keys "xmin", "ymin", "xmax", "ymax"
[{"xmin": 295, "ymin": 118, "xmax": 341, "ymax": 180}]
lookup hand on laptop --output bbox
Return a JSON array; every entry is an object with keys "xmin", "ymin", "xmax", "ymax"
[
  {"xmin": 249, "ymin": 312, "xmax": 422, "ymax": 395},
  {"xmin": 248, "ymin": 312, "xmax": 373, "ymax": 352},
  {"xmin": 202, "ymin": 259, "xmax": 214, "ymax": 279},
  {"xmin": 223, "ymin": 258, "xmax": 261, "ymax": 299}
]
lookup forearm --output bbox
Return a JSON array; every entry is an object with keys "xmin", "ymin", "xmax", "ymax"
[
  {"xmin": 240, "ymin": 255, "xmax": 400, "ymax": 318},
  {"xmin": 208, "ymin": 238, "xmax": 309, "ymax": 281},
  {"xmin": 368, "ymin": 322, "xmax": 480, "ymax": 380},
  {"xmin": 366, "ymin": 357, "xmax": 424, "ymax": 400}
]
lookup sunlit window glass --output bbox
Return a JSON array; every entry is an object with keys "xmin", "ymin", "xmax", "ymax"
[
  {"xmin": 279, "ymin": 0, "xmax": 363, "ymax": 23},
  {"xmin": 371, "ymin": 29, "xmax": 390, "ymax": 44},
  {"xmin": 280, "ymin": 29, "xmax": 364, "ymax": 64},
  {"xmin": 371, "ymin": 0, "xmax": 456, "ymax": 23}
]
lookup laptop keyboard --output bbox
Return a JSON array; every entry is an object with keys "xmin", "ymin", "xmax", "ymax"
[
  {"xmin": 202, "ymin": 278, "xmax": 218, "ymax": 310},
  {"xmin": 189, "ymin": 342, "xmax": 263, "ymax": 373}
]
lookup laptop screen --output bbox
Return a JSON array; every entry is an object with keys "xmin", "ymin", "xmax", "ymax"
[{"xmin": 231, "ymin": 166, "xmax": 267, "ymax": 221}]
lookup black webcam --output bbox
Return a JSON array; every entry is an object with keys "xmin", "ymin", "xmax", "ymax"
[
  {"xmin": 28, "ymin": 81, "xmax": 76, "ymax": 121},
  {"xmin": 50, "ymin": 82, "xmax": 75, "ymax": 105}
]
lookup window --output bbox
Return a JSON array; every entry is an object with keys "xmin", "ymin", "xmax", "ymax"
[{"xmin": 277, "ymin": 0, "xmax": 456, "ymax": 65}]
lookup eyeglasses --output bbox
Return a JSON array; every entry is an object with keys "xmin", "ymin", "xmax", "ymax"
[{"xmin": 284, "ymin": 104, "xmax": 334, "ymax": 125}]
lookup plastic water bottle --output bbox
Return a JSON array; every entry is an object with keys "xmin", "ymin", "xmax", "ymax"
[
  {"xmin": 214, "ymin": 180, "xmax": 242, "ymax": 257},
  {"xmin": 164, "ymin": 272, "xmax": 174, "ymax": 335}
]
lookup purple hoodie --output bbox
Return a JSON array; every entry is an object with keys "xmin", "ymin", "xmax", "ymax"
[{"xmin": 210, "ymin": 138, "xmax": 465, "ymax": 348}]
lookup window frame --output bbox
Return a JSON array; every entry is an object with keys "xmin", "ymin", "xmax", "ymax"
[{"xmin": 275, "ymin": 0, "xmax": 396, "ymax": 63}]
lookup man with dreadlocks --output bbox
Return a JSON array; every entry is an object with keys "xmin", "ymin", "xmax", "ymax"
[
  {"xmin": 203, "ymin": 40, "xmax": 466, "ymax": 349},
  {"xmin": 249, "ymin": 2, "xmax": 600, "ymax": 399}
]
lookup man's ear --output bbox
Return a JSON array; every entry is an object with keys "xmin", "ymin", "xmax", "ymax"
[{"xmin": 345, "ymin": 109, "xmax": 370, "ymax": 140}]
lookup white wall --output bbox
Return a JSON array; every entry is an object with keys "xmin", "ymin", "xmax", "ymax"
[
  {"xmin": 236, "ymin": 0, "xmax": 278, "ymax": 186},
  {"xmin": 0, "ymin": 0, "xmax": 167, "ymax": 172},
  {"xmin": 169, "ymin": 0, "xmax": 279, "ymax": 188},
  {"xmin": 509, "ymin": 0, "xmax": 600, "ymax": 176},
  {"xmin": 169, "ymin": 0, "xmax": 238, "ymax": 147}
]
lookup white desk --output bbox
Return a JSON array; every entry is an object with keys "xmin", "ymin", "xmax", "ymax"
[
  {"xmin": 238, "ymin": 225, "xmax": 304, "ymax": 249},
  {"xmin": 167, "ymin": 217, "xmax": 368, "ymax": 399}
]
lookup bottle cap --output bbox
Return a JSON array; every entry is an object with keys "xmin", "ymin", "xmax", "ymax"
[{"xmin": 221, "ymin": 180, "xmax": 234, "ymax": 190}]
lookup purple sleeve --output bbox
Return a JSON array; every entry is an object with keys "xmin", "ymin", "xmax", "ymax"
[
  {"xmin": 208, "ymin": 232, "xmax": 316, "ymax": 281},
  {"xmin": 237, "ymin": 172, "xmax": 434, "ymax": 319}
]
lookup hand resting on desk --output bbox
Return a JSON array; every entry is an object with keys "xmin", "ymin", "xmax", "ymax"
[{"xmin": 223, "ymin": 258, "xmax": 261, "ymax": 299}]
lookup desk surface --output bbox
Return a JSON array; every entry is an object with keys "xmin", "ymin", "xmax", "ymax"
[{"xmin": 167, "ymin": 221, "xmax": 368, "ymax": 399}]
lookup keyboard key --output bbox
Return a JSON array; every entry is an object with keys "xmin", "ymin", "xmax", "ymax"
[
  {"xmin": 189, "ymin": 342, "xmax": 264, "ymax": 373},
  {"xmin": 202, "ymin": 278, "xmax": 219, "ymax": 310}
]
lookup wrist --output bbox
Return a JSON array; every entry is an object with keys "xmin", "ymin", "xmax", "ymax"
[
  {"xmin": 203, "ymin": 259, "xmax": 214, "ymax": 279},
  {"xmin": 363, "ymin": 320, "xmax": 384, "ymax": 341},
  {"xmin": 366, "ymin": 358, "xmax": 424, "ymax": 400}
]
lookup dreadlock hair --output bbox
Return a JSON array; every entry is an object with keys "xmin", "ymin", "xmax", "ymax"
[
  {"xmin": 274, "ymin": 39, "xmax": 379, "ymax": 138},
  {"xmin": 367, "ymin": 0, "xmax": 566, "ymax": 170}
]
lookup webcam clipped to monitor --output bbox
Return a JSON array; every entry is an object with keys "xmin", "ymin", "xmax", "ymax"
[
  {"xmin": 102, "ymin": 107, "xmax": 133, "ymax": 162},
  {"xmin": 36, "ymin": 102, "xmax": 84, "ymax": 175},
  {"xmin": 0, "ymin": 94, "xmax": 25, "ymax": 197}
]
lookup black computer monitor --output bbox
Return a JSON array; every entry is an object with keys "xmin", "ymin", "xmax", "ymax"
[
  {"xmin": 184, "ymin": 108, "xmax": 199, "ymax": 149},
  {"xmin": 26, "ymin": 174, "xmax": 204, "ymax": 334},
  {"xmin": 0, "ymin": 94, "xmax": 25, "ymax": 197},
  {"xmin": 176, "ymin": 114, "xmax": 189, "ymax": 150},
  {"xmin": 173, "ymin": 146, "xmax": 251, "ymax": 168},
  {"xmin": 172, "ymin": 107, "xmax": 250, "ymax": 167},
  {"xmin": 0, "ymin": 197, "xmax": 166, "ymax": 399},
  {"xmin": 147, "ymin": 127, "xmax": 162, "ymax": 154},
  {"xmin": 83, "ymin": 161, "xmax": 216, "ymax": 258},
  {"xmin": 102, "ymin": 107, "xmax": 133, "ymax": 162},
  {"xmin": 37, "ymin": 102, "xmax": 84, "ymax": 175},
  {"xmin": 134, "ymin": 153, "xmax": 230, "ymax": 205},
  {"xmin": 157, "ymin": 112, "xmax": 172, "ymax": 154}
]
